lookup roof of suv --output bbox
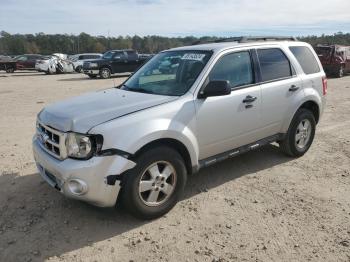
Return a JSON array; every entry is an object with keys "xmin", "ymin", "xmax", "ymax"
[{"xmin": 169, "ymin": 40, "xmax": 303, "ymax": 53}]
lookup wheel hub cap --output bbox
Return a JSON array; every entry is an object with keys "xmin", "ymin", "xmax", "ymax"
[
  {"xmin": 295, "ymin": 119, "xmax": 312, "ymax": 149},
  {"xmin": 138, "ymin": 161, "xmax": 177, "ymax": 207}
]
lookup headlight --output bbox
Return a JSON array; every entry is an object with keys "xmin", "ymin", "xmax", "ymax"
[
  {"xmin": 66, "ymin": 133, "xmax": 103, "ymax": 159},
  {"xmin": 89, "ymin": 63, "xmax": 98, "ymax": 68}
]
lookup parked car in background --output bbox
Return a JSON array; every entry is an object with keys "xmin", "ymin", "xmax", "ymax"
[
  {"xmin": 315, "ymin": 44, "xmax": 350, "ymax": 78},
  {"xmin": 15, "ymin": 54, "xmax": 43, "ymax": 70},
  {"xmin": 33, "ymin": 37, "xmax": 326, "ymax": 219},
  {"xmin": 69, "ymin": 53, "xmax": 102, "ymax": 72},
  {"xmin": 0, "ymin": 55, "xmax": 17, "ymax": 73},
  {"xmin": 83, "ymin": 49, "xmax": 151, "ymax": 79},
  {"xmin": 35, "ymin": 55, "xmax": 74, "ymax": 74}
]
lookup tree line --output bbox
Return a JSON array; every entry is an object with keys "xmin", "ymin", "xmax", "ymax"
[{"xmin": 0, "ymin": 31, "xmax": 349, "ymax": 55}]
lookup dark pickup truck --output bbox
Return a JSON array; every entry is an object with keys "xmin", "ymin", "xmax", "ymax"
[
  {"xmin": 83, "ymin": 49, "xmax": 151, "ymax": 79},
  {"xmin": 315, "ymin": 44, "xmax": 350, "ymax": 78},
  {"xmin": 0, "ymin": 56, "xmax": 16, "ymax": 73}
]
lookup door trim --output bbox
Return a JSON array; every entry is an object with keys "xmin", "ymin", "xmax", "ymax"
[{"xmin": 198, "ymin": 133, "xmax": 284, "ymax": 169}]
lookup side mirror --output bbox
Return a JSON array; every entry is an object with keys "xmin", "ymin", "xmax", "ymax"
[{"xmin": 198, "ymin": 80, "xmax": 231, "ymax": 98}]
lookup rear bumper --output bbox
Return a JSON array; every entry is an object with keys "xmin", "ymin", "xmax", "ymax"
[{"xmin": 32, "ymin": 137, "xmax": 136, "ymax": 207}]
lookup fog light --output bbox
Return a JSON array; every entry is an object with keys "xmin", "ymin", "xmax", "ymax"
[{"xmin": 67, "ymin": 179, "xmax": 88, "ymax": 195}]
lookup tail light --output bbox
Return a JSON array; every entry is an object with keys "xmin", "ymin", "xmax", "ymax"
[{"xmin": 322, "ymin": 77, "xmax": 327, "ymax": 95}]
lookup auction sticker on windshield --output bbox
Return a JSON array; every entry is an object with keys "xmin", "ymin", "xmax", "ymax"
[{"xmin": 182, "ymin": 53, "xmax": 206, "ymax": 61}]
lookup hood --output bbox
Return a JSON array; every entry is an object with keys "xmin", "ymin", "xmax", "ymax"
[{"xmin": 38, "ymin": 88, "xmax": 177, "ymax": 133}]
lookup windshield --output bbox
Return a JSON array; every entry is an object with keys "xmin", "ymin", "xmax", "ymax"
[
  {"xmin": 121, "ymin": 50, "xmax": 212, "ymax": 96},
  {"xmin": 103, "ymin": 51, "xmax": 115, "ymax": 59}
]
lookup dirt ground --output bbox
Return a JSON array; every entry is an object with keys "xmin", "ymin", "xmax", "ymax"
[{"xmin": 0, "ymin": 71, "xmax": 349, "ymax": 262}]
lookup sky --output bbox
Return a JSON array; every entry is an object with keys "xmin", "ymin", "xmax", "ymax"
[{"xmin": 0, "ymin": 0, "xmax": 349, "ymax": 37}]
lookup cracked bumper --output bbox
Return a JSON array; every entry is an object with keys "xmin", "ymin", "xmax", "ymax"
[{"xmin": 32, "ymin": 138, "xmax": 136, "ymax": 207}]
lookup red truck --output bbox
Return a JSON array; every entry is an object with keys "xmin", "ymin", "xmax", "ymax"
[{"xmin": 315, "ymin": 44, "xmax": 350, "ymax": 78}]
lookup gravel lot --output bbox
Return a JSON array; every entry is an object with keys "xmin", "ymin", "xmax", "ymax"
[{"xmin": 0, "ymin": 71, "xmax": 349, "ymax": 262}]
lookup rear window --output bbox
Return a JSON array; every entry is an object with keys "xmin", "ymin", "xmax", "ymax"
[
  {"xmin": 257, "ymin": 48, "xmax": 292, "ymax": 82},
  {"xmin": 289, "ymin": 46, "xmax": 320, "ymax": 75}
]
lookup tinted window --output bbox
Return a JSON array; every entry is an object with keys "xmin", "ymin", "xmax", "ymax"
[
  {"xmin": 257, "ymin": 48, "xmax": 292, "ymax": 82},
  {"xmin": 289, "ymin": 46, "xmax": 320, "ymax": 74},
  {"xmin": 209, "ymin": 51, "xmax": 253, "ymax": 88}
]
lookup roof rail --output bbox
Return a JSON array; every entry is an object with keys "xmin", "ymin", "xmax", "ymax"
[{"xmin": 192, "ymin": 36, "xmax": 298, "ymax": 45}]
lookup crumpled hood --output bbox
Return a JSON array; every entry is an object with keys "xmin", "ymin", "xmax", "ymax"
[{"xmin": 38, "ymin": 88, "xmax": 177, "ymax": 133}]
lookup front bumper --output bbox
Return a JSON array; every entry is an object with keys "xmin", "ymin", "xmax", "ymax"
[
  {"xmin": 32, "ymin": 137, "xmax": 136, "ymax": 207},
  {"xmin": 83, "ymin": 69, "xmax": 99, "ymax": 75}
]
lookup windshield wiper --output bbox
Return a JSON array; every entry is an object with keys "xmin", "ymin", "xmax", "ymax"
[{"xmin": 120, "ymin": 84, "xmax": 157, "ymax": 95}]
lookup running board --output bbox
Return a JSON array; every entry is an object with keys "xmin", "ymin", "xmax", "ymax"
[{"xmin": 198, "ymin": 134, "xmax": 283, "ymax": 169}]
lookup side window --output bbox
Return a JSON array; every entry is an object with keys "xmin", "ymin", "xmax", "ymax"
[
  {"xmin": 114, "ymin": 52, "xmax": 125, "ymax": 59},
  {"xmin": 78, "ymin": 55, "xmax": 85, "ymax": 60},
  {"xmin": 289, "ymin": 46, "xmax": 320, "ymax": 74},
  {"xmin": 16, "ymin": 56, "xmax": 27, "ymax": 61},
  {"xmin": 209, "ymin": 51, "xmax": 254, "ymax": 88},
  {"xmin": 257, "ymin": 48, "xmax": 292, "ymax": 82}
]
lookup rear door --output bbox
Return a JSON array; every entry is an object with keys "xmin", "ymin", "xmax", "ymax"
[
  {"xmin": 256, "ymin": 47, "xmax": 303, "ymax": 136},
  {"xmin": 126, "ymin": 50, "xmax": 139, "ymax": 72}
]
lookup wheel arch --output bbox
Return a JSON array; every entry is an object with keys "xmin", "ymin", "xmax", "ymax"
[
  {"xmin": 132, "ymin": 138, "xmax": 194, "ymax": 175},
  {"xmin": 281, "ymin": 98, "xmax": 321, "ymax": 134},
  {"xmin": 299, "ymin": 100, "xmax": 320, "ymax": 124}
]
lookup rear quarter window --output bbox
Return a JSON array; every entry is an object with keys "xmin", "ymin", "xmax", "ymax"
[
  {"xmin": 257, "ymin": 48, "xmax": 292, "ymax": 82},
  {"xmin": 289, "ymin": 46, "xmax": 320, "ymax": 75}
]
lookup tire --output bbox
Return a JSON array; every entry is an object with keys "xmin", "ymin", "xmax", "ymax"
[
  {"xmin": 75, "ymin": 66, "xmax": 82, "ymax": 73},
  {"xmin": 88, "ymin": 74, "xmax": 97, "ymax": 79},
  {"xmin": 6, "ymin": 67, "xmax": 14, "ymax": 73},
  {"xmin": 337, "ymin": 65, "xmax": 344, "ymax": 78},
  {"xmin": 99, "ymin": 67, "xmax": 111, "ymax": 79},
  {"xmin": 280, "ymin": 109, "xmax": 316, "ymax": 157},
  {"xmin": 121, "ymin": 146, "xmax": 187, "ymax": 219}
]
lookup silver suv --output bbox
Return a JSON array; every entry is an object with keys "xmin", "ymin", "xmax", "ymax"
[{"xmin": 33, "ymin": 37, "xmax": 327, "ymax": 219}]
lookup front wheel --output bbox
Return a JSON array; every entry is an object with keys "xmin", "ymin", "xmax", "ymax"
[
  {"xmin": 121, "ymin": 146, "xmax": 187, "ymax": 219},
  {"xmin": 75, "ymin": 66, "xmax": 83, "ymax": 73},
  {"xmin": 280, "ymin": 109, "xmax": 316, "ymax": 157},
  {"xmin": 99, "ymin": 67, "xmax": 111, "ymax": 79},
  {"xmin": 6, "ymin": 67, "xmax": 14, "ymax": 73}
]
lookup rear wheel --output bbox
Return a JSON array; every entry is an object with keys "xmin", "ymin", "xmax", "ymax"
[
  {"xmin": 337, "ymin": 65, "xmax": 344, "ymax": 78},
  {"xmin": 121, "ymin": 146, "xmax": 187, "ymax": 219},
  {"xmin": 100, "ymin": 67, "xmax": 111, "ymax": 79},
  {"xmin": 280, "ymin": 109, "xmax": 316, "ymax": 157}
]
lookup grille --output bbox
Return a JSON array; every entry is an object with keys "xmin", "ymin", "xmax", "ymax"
[{"xmin": 36, "ymin": 121, "xmax": 67, "ymax": 160}]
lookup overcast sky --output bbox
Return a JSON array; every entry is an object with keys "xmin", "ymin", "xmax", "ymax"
[{"xmin": 0, "ymin": 0, "xmax": 349, "ymax": 37}]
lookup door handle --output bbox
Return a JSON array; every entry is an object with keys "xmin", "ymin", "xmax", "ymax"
[
  {"xmin": 242, "ymin": 95, "xmax": 257, "ymax": 103},
  {"xmin": 289, "ymin": 85, "xmax": 300, "ymax": 92}
]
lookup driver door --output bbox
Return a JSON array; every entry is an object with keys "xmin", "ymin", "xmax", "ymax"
[
  {"xmin": 111, "ymin": 51, "xmax": 127, "ymax": 73},
  {"xmin": 195, "ymin": 50, "xmax": 262, "ymax": 160}
]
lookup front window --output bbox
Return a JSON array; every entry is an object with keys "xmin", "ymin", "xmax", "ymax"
[
  {"xmin": 209, "ymin": 51, "xmax": 254, "ymax": 88},
  {"xmin": 121, "ymin": 50, "xmax": 212, "ymax": 96}
]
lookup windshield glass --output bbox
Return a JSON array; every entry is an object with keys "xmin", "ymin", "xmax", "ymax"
[
  {"xmin": 103, "ymin": 51, "xmax": 115, "ymax": 59},
  {"xmin": 121, "ymin": 50, "xmax": 212, "ymax": 96}
]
